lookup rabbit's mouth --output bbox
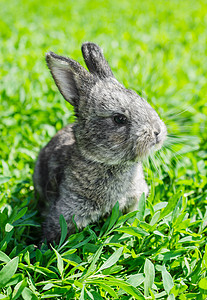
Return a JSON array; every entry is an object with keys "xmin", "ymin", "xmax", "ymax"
[
  {"xmin": 136, "ymin": 128, "xmax": 167, "ymax": 160},
  {"xmin": 135, "ymin": 142, "xmax": 163, "ymax": 162},
  {"xmin": 150, "ymin": 138, "xmax": 164, "ymax": 149},
  {"xmin": 151, "ymin": 141, "xmax": 164, "ymax": 152},
  {"xmin": 151, "ymin": 123, "xmax": 167, "ymax": 148},
  {"xmin": 149, "ymin": 131, "xmax": 167, "ymax": 152}
]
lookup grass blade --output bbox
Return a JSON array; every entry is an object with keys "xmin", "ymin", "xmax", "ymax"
[
  {"xmin": 0, "ymin": 256, "xmax": 19, "ymax": 288},
  {"xmin": 99, "ymin": 247, "xmax": 123, "ymax": 271},
  {"xmin": 58, "ymin": 214, "xmax": 68, "ymax": 248},
  {"xmin": 144, "ymin": 258, "xmax": 155, "ymax": 297},
  {"xmin": 115, "ymin": 226, "xmax": 149, "ymax": 237},
  {"xmin": 137, "ymin": 193, "xmax": 146, "ymax": 221},
  {"xmin": 162, "ymin": 266, "xmax": 174, "ymax": 295},
  {"xmin": 51, "ymin": 246, "xmax": 64, "ymax": 278}
]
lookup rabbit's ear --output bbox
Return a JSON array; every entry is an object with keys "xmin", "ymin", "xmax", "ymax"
[
  {"xmin": 46, "ymin": 52, "xmax": 93, "ymax": 107},
  {"xmin": 81, "ymin": 42, "xmax": 115, "ymax": 79}
]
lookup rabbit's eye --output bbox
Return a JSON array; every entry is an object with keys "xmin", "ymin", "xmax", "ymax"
[{"xmin": 113, "ymin": 114, "xmax": 128, "ymax": 125}]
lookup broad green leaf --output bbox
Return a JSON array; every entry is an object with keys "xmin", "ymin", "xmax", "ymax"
[
  {"xmin": 115, "ymin": 226, "xmax": 149, "ymax": 237},
  {"xmin": 2, "ymin": 160, "xmax": 10, "ymax": 176},
  {"xmin": 0, "ymin": 256, "xmax": 19, "ymax": 287},
  {"xmin": 144, "ymin": 259, "xmax": 155, "ymax": 297},
  {"xmin": 102, "ymin": 264, "xmax": 123, "ymax": 275},
  {"xmin": 199, "ymin": 277, "xmax": 207, "ymax": 290},
  {"xmin": 116, "ymin": 211, "xmax": 138, "ymax": 226},
  {"xmin": 24, "ymin": 251, "xmax": 30, "ymax": 265},
  {"xmin": 181, "ymin": 293, "xmax": 201, "ymax": 298},
  {"xmin": 171, "ymin": 283, "xmax": 188, "ymax": 296},
  {"xmin": 12, "ymin": 207, "xmax": 28, "ymax": 223},
  {"xmin": 98, "ymin": 283, "xmax": 118, "ymax": 298},
  {"xmin": 127, "ymin": 274, "xmax": 145, "ymax": 287},
  {"xmin": 0, "ymin": 250, "xmax": 10, "ymax": 262},
  {"xmin": 43, "ymin": 283, "xmax": 55, "ymax": 291},
  {"xmin": 162, "ymin": 266, "xmax": 174, "ymax": 295},
  {"xmin": 81, "ymin": 243, "xmax": 98, "ymax": 254},
  {"xmin": 2, "ymin": 273, "xmax": 24, "ymax": 287},
  {"xmin": 0, "ymin": 296, "xmax": 8, "ymax": 299},
  {"xmin": 22, "ymin": 287, "xmax": 38, "ymax": 300},
  {"xmin": 159, "ymin": 192, "xmax": 181, "ymax": 221},
  {"xmin": 99, "ymin": 216, "xmax": 111, "ymax": 238},
  {"xmin": 42, "ymin": 286, "xmax": 70, "ymax": 297},
  {"xmin": 163, "ymin": 249, "xmax": 186, "ymax": 262},
  {"xmin": 35, "ymin": 249, "xmax": 43, "ymax": 264},
  {"xmin": 88, "ymin": 278, "xmax": 144, "ymax": 300},
  {"xmin": 84, "ymin": 245, "xmax": 103, "ymax": 278},
  {"xmin": 153, "ymin": 202, "xmax": 168, "ymax": 211},
  {"xmin": 99, "ymin": 247, "xmax": 123, "ymax": 271},
  {"xmin": 171, "ymin": 196, "xmax": 183, "ymax": 224},
  {"xmin": 191, "ymin": 260, "xmax": 202, "ymax": 283},
  {"xmin": 85, "ymin": 289, "xmax": 94, "ymax": 300},
  {"xmin": 137, "ymin": 193, "xmax": 146, "ymax": 221},
  {"xmin": 41, "ymin": 294, "xmax": 63, "ymax": 299},
  {"xmin": 58, "ymin": 214, "xmax": 68, "ymax": 248},
  {"xmin": 0, "ymin": 176, "xmax": 11, "ymax": 185},
  {"xmin": 24, "ymin": 265, "xmax": 58, "ymax": 278},
  {"xmin": 174, "ymin": 218, "xmax": 190, "ymax": 231},
  {"xmin": 80, "ymin": 286, "xmax": 87, "ymax": 300},
  {"xmin": 61, "ymin": 249, "xmax": 77, "ymax": 257},
  {"xmin": 149, "ymin": 288, "xmax": 156, "ymax": 299},
  {"xmin": 115, "ymin": 281, "xmax": 144, "ymax": 299},
  {"xmin": 12, "ymin": 279, "xmax": 27, "ymax": 300},
  {"xmin": 150, "ymin": 210, "xmax": 161, "ymax": 226},
  {"xmin": 12, "ymin": 221, "xmax": 40, "ymax": 227},
  {"xmin": 51, "ymin": 246, "xmax": 64, "ymax": 277},
  {"xmin": 26, "ymin": 272, "xmax": 38, "ymax": 296},
  {"xmin": 106, "ymin": 201, "xmax": 120, "ymax": 233},
  {"xmin": 74, "ymin": 280, "xmax": 84, "ymax": 288}
]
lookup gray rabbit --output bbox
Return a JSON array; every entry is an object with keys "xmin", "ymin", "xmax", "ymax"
[{"xmin": 33, "ymin": 42, "xmax": 167, "ymax": 242}]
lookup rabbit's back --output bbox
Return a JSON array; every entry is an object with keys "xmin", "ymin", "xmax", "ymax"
[{"xmin": 33, "ymin": 124, "xmax": 74, "ymax": 208}]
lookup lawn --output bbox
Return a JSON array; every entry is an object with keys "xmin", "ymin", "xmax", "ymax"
[{"xmin": 0, "ymin": 0, "xmax": 207, "ymax": 299}]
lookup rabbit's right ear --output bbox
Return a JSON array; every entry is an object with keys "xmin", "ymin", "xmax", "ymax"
[
  {"xmin": 81, "ymin": 42, "xmax": 115, "ymax": 80},
  {"xmin": 46, "ymin": 52, "xmax": 93, "ymax": 107}
]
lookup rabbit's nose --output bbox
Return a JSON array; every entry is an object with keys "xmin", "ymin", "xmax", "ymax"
[
  {"xmin": 153, "ymin": 124, "xmax": 161, "ymax": 136},
  {"xmin": 154, "ymin": 129, "xmax": 160, "ymax": 136},
  {"xmin": 153, "ymin": 124, "xmax": 161, "ymax": 141}
]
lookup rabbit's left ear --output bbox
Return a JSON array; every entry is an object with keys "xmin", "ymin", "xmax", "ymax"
[
  {"xmin": 81, "ymin": 42, "xmax": 115, "ymax": 80},
  {"xmin": 46, "ymin": 51, "xmax": 94, "ymax": 108}
]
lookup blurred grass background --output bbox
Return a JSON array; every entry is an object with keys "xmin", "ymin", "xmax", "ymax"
[{"xmin": 0, "ymin": 0, "xmax": 206, "ymax": 204}]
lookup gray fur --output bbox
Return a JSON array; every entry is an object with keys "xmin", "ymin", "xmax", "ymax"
[{"xmin": 33, "ymin": 42, "xmax": 167, "ymax": 242}]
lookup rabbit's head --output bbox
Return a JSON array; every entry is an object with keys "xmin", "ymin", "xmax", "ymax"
[{"xmin": 46, "ymin": 42, "xmax": 167, "ymax": 165}]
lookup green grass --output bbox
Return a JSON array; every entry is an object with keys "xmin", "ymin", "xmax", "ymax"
[{"xmin": 0, "ymin": 0, "xmax": 207, "ymax": 299}]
